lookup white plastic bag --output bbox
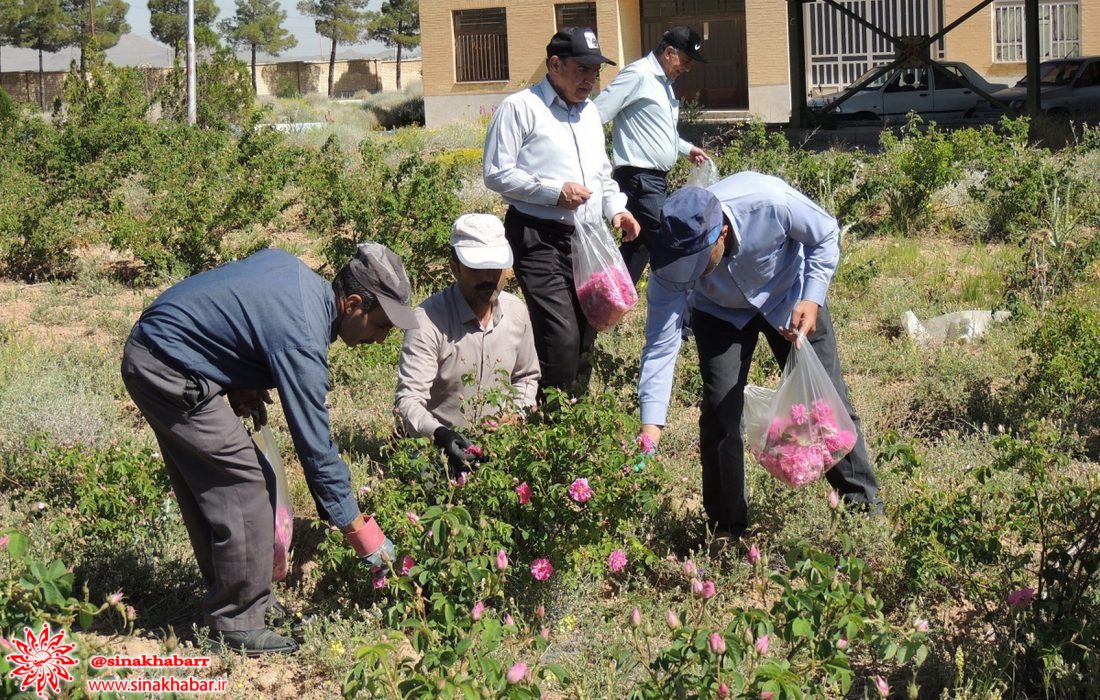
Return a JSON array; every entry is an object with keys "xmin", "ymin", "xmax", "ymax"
[
  {"xmin": 254, "ymin": 424, "xmax": 293, "ymax": 581},
  {"xmin": 572, "ymin": 205, "xmax": 638, "ymax": 331},
  {"xmin": 743, "ymin": 336, "xmax": 857, "ymax": 488},
  {"xmin": 685, "ymin": 159, "xmax": 719, "ymax": 189}
]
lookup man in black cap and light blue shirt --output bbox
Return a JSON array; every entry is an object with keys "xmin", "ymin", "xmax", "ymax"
[
  {"xmin": 594, "ymin": 26, "xmax": 710, "ymax": 284},
  {"xmin": 121, "ymin": 244, "xmax": 416, "ymax": 655},
  {"xmin": 483, "ymin": 27, "xmax": 640, "ymax": 396},
  {"xmin": 395, "ymin": 214, "xmax": 540, "ymax": 476},
  {"xmin": 637, "ymin": 172, "xmax": 882, "ymax": 548}
]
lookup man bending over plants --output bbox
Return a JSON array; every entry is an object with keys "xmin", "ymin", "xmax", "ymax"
[
  {"xmin": 121, "ymin": 244, "xmax": 418, "ymax": 655},
  {"xmin": 395, "ymin": 214, "xmax": 540, "ymax": 478},
  {"xmin": 637, "ymin": 173, "xmax": 883, "ymax": 553}
]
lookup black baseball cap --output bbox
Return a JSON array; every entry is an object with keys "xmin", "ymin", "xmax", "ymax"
[
  {"xmin": 547, "ymin": 27, "xmax": 616, "ymax": 66},
  {"xmin": 662, "ymin": 26, "xmax": 707, "ymax": 63},
  {"xmin": 347, "ymin": 243, "xmax": 419, "ymax": 330}
]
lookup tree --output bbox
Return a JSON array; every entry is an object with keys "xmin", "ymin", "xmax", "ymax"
[
  {"xmin": 11, "ymin": 0, "xmax": 72, "ymax": 108},
  {"xmin": 363, "ymin": 0, "xmax": 417, "ymax": 91},
  {"xmin": 297, "ymin": 0, "xmax": 366, "ymax": 97},
  {"xmin": 0, "ymin": 0, "xmax": 21, "ymax": 73},
  {"xmin": 148, "ymin": 0, "xmax": 217, "ymax": 57},
  {"xmin": 62, "ymin": 0, "xmax": 129, "ymax": 78},
  {"xmin": 219, "ymin": 0, "xmax": 295, "ymax": 93}
]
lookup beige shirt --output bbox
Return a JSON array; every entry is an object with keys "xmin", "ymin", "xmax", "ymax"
[{"xmin": 395, "ymin": 285, "xmax": 540, "ymax": 437}]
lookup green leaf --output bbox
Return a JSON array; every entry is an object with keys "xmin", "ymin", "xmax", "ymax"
[
  {"xmin": 6, "ymin": 532, "xmax": 29, "ymax": 560},
  {"xmin": 543, "ymin": 663, "xmax": 570, "ymax": 683},
  {"xmin": 791, "ymin": 618, "xmax": 812, "ymax": 638}
]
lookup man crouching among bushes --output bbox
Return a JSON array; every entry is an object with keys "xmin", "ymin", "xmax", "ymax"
[{"xmin": 121, "ymin": 244, "xmax": 417, "ymax": 655}]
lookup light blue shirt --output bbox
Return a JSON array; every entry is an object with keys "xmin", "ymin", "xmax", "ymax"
[
  {"xmin": 593, "ymin": 53, "xmax": 694, "ymax": 172},
  {"xmin": 483, "ymin": 76, "xmax": 628, "ymax": 223},
  {"xmin": 638, "ymin": 172, "xmax": 841, "ymax": 426}
]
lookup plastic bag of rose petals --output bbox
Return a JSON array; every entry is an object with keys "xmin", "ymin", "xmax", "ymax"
[
  {"xmin": 685, "ymin": 158, "xmax": 719, "ymax": 189},
  {"xmin": 254, "ymin": 424, "xmax": 294, "ymax": 581},
  {"xmin": 572, "ymin": 205, "xmax": 638, "ymax": 331},
  {"xmin": 743, "ymin": 335, "xmax": 857, "ymax": 488}
]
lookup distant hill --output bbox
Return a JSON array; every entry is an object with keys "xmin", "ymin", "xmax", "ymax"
[{"xmin": 1, "ymin": 34, "xmax": 420, "ymax": 73}]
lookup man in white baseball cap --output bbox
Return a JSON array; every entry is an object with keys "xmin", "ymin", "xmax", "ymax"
[{"xmin": 395, "ymin": 213, "xmax": 540, "ymax": 477}]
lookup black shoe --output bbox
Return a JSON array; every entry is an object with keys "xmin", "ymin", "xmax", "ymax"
[{"xmin": 210, "ymin": 628, "xmax": 298, "ymax": 656}]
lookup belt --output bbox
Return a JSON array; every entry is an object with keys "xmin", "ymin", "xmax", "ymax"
[
  {"xmin": 505, "ymin": 206, "xmax": 575, "ymax": 235},
  {"xmin": 614, "ymin": 165, "xmax": 669, "ymax": 178}
]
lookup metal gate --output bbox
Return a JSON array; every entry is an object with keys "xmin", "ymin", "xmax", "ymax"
[
  {"xmin": 805, "ymin": 0, "xmax": 944, "ymax": 93},
  {"xmin": 640, "ymin": 0, "xmax": 749, "ymax": 109}
]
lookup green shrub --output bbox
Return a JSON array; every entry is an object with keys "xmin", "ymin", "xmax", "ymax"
[
  {"xmin": 874, "ymin": 115, "xmax": 961, "ymax": 236},
  {"xmin": 157, "ymin": 47, "xmax": 255, "ymax": 130}
]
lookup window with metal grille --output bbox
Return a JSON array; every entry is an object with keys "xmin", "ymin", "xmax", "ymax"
[
  {"xmin": 453, "ymin": 8, "xmax": 509, "ymax": 82},
  {"xmin": 555, "ymin": 3, "xmax": 597, "ymax": 33},
  {"xmin": 993, "ymin": 0, "xmax": 1079, "ymax": 63}
]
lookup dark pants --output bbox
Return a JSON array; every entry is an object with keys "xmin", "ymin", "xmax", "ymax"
[
  {"xmin": 121, "ymin": 335, "xmax": 274, "ymax": 632},
  {"xmin": 693, "ymin": 306, "xmax": 881, "ymax": 534},
  {"xmin": 504, "ymin": 207, "xmax": 596, "ymax": 396},
  {"xmin": 613, "ymin": 166, "xmax": 669, "ymax": 285}
]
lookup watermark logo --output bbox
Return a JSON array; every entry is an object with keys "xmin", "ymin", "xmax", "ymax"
[{"xmin": 5, "ymin": 623, "xmax": 78, "ymax": 699}]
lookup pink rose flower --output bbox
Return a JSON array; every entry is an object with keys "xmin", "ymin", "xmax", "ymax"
[
  {"xmin": 683, "ymin": 559, "xmax": 696, "ymax": 577},
  {"xmin": 630, "ymin": 608, "xmax": 642, "ymax": 628},
  {"xmin": 1007, "ymin": 586, "xmax": 1036, "ymax": 607},
  {"xmin": 692, "ymin": 578, "xmax": 704, "ymax": 596},
  {"xmin": 568, "ymin": 478, "xmax": 594, "ymax": 503},
  {"xmin": 637, "ymin": 433, "xmax": 657, "ymax": 455},
  {"xmin": 708, "ymin": 632, "xmax": 726, "ymax": 655},
  {"xmin": 496, "ymin": 549, "xmax": 509, "ymax": 572},
  {"xmin": 874, "ymin": 675, "xmax": 890, "ymax": 697},
  {"xmin": 666, "ymin": 610, "xmax": 681, "ymax": 629},
  {"xmin": 471, "ymin": 601, "xmax": 484, "ymax": 621},
  {"xmin": 530, "ymin": 558, "xmax": 553, "ymax": 582},
  {"xmin": 915, "ymin": 619, "xmax": 929, "ymax": 632},
  {"xmin": 107, "ymin": 590, "xmax": 124, "ymax": 606},
  {"xmin": 506, "ymin": 662, "xmax": 527, "ymax": 685},
  {"xmin": 701, "ymin": 580, "xmax": 716, "ymax": 599},
  {"xmin": 373, "ymin": 575, "xmax": 387, "ymax": 589},
  {"xmin": 790, "ymin": 403, "xmax": 809, "ymax": 425},
  {"xmin": 718, "ymin": 683, "xmax": 730, "ymax": 698},
  {"xmin": 837, "ymin": 637, "xmax": 848, "ymax": 650},
  {"xmin": 747, "ymin": 544, "xmax": 760, "ymax": 565},
  {"xmin": 755, "ymin": 634, "xmax": 769, "ymax": 655},
  {"xmin": 515, "ymin": 482, "xmax": 532, "ymax": 506},
  {"xmin": 406, "ymin": 511, "xmax": 420, "ymax": 525},
  {"xmin": 463, "ymin": 444, "xmax": 484, "ymax": 459},
  {"xmin": 400, "ymin": 555, "xmax": 415, "ymax": 576},
  {"xmin": 828, "ymin": 490, "xmax": 840, "ymax": 510},
  {"xmin": 608, "ymin": 549, "xmax": 627, "ymax": 573}
]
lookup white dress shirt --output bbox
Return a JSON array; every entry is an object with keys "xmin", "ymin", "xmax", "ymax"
[
  {"xmin": 594, "ymin": 53, "xmax": 695, "ymax": 172},
  {"xmin": 483, "ymin": 76, "xmax": 628, "ymax": 223}
]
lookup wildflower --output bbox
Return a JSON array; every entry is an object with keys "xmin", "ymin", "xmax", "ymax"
[
  {"xmin": 874, "ymin": 675, "xmax": 890, "ymax": 697},
  {"xmin": 530, "ymin": 558, "xmax": 553, "ymax": 582},
  {"xmin": 836, "ymin": 637, "xmax": 848, "ymax": 650},
  {"xmin": 515, "ymin": 482, "xmax": 532, "ymax": 505},
  {"xmin": 568, "ymin": 478, "xmax": 594, "ymax": 503},
  {"xmin": 666, "ymin": 610, "xmax": 681, "ymax": 629},
  {"xmin": 540, "ymin": 627, "xmax": 549, "ymax": 640},
  {"xmin": 496, "ymin": 549, "xmax": 509, "ymax": 572},
  {"xmin": 472, "ymin": 601, "xmax": 484, "ymax": 621},
  {"xmin": 630, "ymin": 608, "xmax": 642, "ymax": 628},
  {"xmin": 701, "ymin": 581, "xmax": 717, "ymax": 599},
  {"xmin": 755, "ymin": 634, "xmax": 769, "ymax": 655},
  {"xmin": 505, "ymin": 614, "xmax": 515, "ymax": 626},
  {"xmin": 373, "ymin": 575, "xmax": 387, "ymax": 589},
  {"xmin": 608, "ymin": 549, "xmax": 627, "ymax": 573},
  {"xmin": 915, "ymin": 619, "xmax": 929, "ymax": 632},
  {"xmin": 637, "ymin": 433, "xmax": 657, "ymax": 455},
  {"xmin": 708, "ymin": 632, "xmax": 726, "ymax": 654},
  {"xmin": 406, "ymin": 511, "xmax": 420, "ymax": 525},
  {"xmin": 1007, "ymin": 587, "xmax": 1036, "ymax": 607},
  {"xmin": 692, "ymin": 578, "xmax": 704, "ymax": 596},
  {"xmin": 747, "ymin": 544, "xmax": 760, "ymax": 565},
  {"xmin": 108, "ymin": 590, "xmax": 124, "ymax": 606},
  {"xmin": 125, "ymin": 605, "xmax": 136, "ymax": 621},
  {"xmin": 683, "ymin": 559, "xmax": 696, "ymax": 577},
  {"xmin": 828, "ymin": 490, "xmax": 840, "ymax": 510},
  {"xmin": 506, "ymin": 662, "xmax": 527, "ymax": 684},
  {"xmin": 718, "ymin": 683, "xmax": 730, "ymax": 698},
  {"xmin": 400, "ymin": 556, "xmax": 415, "ymax": 576}
]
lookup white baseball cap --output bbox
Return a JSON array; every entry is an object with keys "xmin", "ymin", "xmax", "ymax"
[{"xmin": 450, "ymin": 214, "xmax": 513, "ymax": 270}]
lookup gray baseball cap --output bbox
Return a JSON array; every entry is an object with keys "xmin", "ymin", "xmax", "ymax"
[{"xmin": 347, "ymin": 243, "xmax": 419, "ymax": 330}]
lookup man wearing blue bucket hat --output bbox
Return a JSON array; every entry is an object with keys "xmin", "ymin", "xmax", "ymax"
[{"xmin": 637, "ymin": 172, "xmax": 882, "ymax": 550}]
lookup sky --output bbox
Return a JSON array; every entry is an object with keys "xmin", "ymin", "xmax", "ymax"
[{"xmin": 127, "ymin": 0, "xmax": 392, "ymax": 60}]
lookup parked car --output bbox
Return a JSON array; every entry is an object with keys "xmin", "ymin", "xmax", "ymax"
[
  {"xmin": 990, "ymin": 56, "xmax": 1100, "ymax": 118},
  {"xmin": 808, "ymin": 61, "xmax": 1008, "ymax": 123}
]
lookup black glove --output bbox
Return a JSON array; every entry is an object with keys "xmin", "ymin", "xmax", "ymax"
[{"xmin": 433, "ymin": 426, "xmax": 475, "ymax": 477}]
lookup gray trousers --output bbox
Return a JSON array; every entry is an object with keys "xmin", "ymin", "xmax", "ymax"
[
  {"xmin": 693, "ymin": 305, "xmax": 882, "ymax": 534},
  {"xmin": 121, "ymin": 335, "xmax": 274, "ymax": 631}
]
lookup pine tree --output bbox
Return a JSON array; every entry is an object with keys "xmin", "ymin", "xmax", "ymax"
[
  {"xmin": 62, "ymin": 0, "xmax": 129, "ymax": 77},
  {"xmin": 297, "ymin": 0, "xmax": 366, "ymax": 97},
  {"xmin": 363, "ymin": 0, "xmax": 417, "ymax": 91},
  {"xmin": 148, "ymin": 0, "xmax": 218, "ymax": 57},
  {"xmin": 0, "ymin": 0, "xmax": 21, "ymax": 73},
  {"xmin": 219, "ymin": 0, "xmax": 295, "ymax": 93},
  {"xmin": 11, "ymin": 0, "xmax": 72, "ymax": 108}
]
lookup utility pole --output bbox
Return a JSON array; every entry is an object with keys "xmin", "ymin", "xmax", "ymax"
[{"xmin": 186, "ymin": 0, "xmax": 196, "ymax": 124}]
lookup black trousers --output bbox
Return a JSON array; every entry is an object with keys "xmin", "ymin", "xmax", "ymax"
[
  {"xmin": 693, "ymin": 306, "xmax": 882, "ymax": 534},
  {"xmin": 504, "ymin": 207, "xmax": 596, "ymax": 397},
  {"xmin": 613, "ymin": 166, "xmax": 668, "ymax": 285}
]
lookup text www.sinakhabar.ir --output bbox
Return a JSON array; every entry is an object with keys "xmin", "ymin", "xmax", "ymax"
[{"xmin": 86, "ymin": 675, "xmax": 228, "ymax": 693}]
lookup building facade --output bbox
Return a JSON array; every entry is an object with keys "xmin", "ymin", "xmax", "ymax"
[{"xmin": 420, "ymin": 0, "xmax": 1100, "ymax": 125}]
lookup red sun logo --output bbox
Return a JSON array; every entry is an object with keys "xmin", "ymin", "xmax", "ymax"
[{"xmin": 5, "ymin": 624, "xmax": 79, "ymax": 699}]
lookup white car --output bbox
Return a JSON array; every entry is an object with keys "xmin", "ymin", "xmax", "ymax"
[
  {"xmin": 808, "ymin": 61, "xmax": 1008, "ymax": 123},
  {"xmin": 990, "ymin": 56, "xmax": 1100, "ymax": 118}
]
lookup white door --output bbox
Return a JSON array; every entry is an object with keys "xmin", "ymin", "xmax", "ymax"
[{"xmin": 881, "ymin": 67, "xmax": 932, "ymax": 118}]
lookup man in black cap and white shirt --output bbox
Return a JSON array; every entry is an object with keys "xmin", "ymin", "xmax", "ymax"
[
  {"xmin": 483, "ymin": 27, "xmax": 640, "ymax": 397},
  {"xmin": 395, "ymin": 214, "xmax": 540, "ymax": 476},
  {"xmin": 121, "ymin": 244, "xmax": 417, "ymax": 655},
  {"xmin": 594, "ymin": 26, "xmax": 710, "ymax": 284}
]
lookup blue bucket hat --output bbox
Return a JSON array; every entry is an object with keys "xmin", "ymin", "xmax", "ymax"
[{"xmin": 651, "ymin": 187, "xmax": 725, "ymax": 287}]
